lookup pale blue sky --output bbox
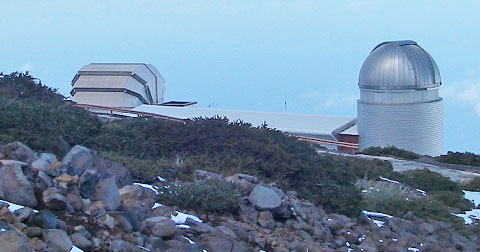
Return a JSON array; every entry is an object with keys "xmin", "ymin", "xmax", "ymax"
[{"xmin": 1, "ymin": 0, "xmax": 479, "ymax": 153}]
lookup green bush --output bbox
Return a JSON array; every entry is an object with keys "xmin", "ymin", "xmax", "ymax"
[
  {"xmin": 390, "ymin": 169, "xmax": 462, "ymax": 193},
  {"xmin": 158, "ymin": 180, "xmax": 241, "ymax": 214},
  {"xmin": 361, "ymin": 146, "xmax": 421, "ymax": 160},
  {"xmin": 430, "ymin": 191, "xmax": 473, "ymax": 212},
  {"xmin": 349, "ymin": 157, "xmax": 394, "ymax": 180},
  {"xmin": 436, "ymin": 151, "xmax": 480, "ymax": 167},
  {"xmin": 461, "ymin": 177, "xmax": 480, "ymax": 191}
]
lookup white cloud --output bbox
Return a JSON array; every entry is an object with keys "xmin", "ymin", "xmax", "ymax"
[
  {"xmin": 443, "ymin": 79, "xmax": 480, "ymax": 117},
  {"xmin": 20, "ymin": 62, "xmax": 33, "ymax": 72}
]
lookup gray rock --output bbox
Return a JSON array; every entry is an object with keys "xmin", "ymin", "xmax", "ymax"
[
  {"xmin": 61, "ymin": 145, "xmax": 94, "ymax": 176},
  {"xmin": 248, "ymin": 185, "xmax": 284, "ymax": 210},
  {"xmin": 14, "ymin": 207, "xmax": 34, "ymax": 222},
  {"xmin": 28, "ymin": 210, "xmax": 60, "ymax": 229},
  {"xmin": 238, "ymin": 204, "xmax": 258, "ymax": 225},
  {"xmin": 119, "ymin": 184, "xmax": 156, "ymax": 214},
  {"xmin": 201, "ymin": 234, "xmax": 249, "ymax": 252},
  {"xmin": 70, "ymin": 232, "xmax": 92, "ymax": 250},
  {"xmin": 25, "ymin": 226, "xmax": 43, "ymax": 238},
  {"xmin": 31, "ymin": 153, "xmax": 57, "ymax": 172},
  {"xmin": 141, "ymin": 216, "xmax": 176, "ymax": 238},
  {"xmin": 257, "ymin": 211, "xmax": 276, "ymax": 229},
  {"xmin": 0, "ymin": 164, "xmax": 37, "ymax": 207},
  {"xmin": 79, "ymin": 169, "xmax": 98, "ymax": 199},
  {"xmin": 38, "ymin": 171, "xmax": 54, "ymax": 188},
  {"xmin": 0, "ymin": 221, "xmax": 33, "ymax": 252},
  {"xmin": 43, "ymin": 229, "xmax": 72, "ymax": 252},
  {"xmin": 0, "ymin": 141, "xmax": 38, "ymax": 164},
  {"xmin": 0, "ymin": 160, "xmax": 28, "ymax": 167},
  {"xmin": 95, "ymin": 175, "xmax": 120, "ymax": 211},
  {"xmin": 194, "ymin": 169, "xmax": 224, "ymax": 181},
  {"xmin": 109, "ymin": 239, "xmax": 145, "ymax": 252},
  {"xmin": 93, "ymin": 159, "xmax": 132, "ymax": 188},
  {"xmin": 43, "ymin": 187, "xmax": 69, "ymax": 210}
]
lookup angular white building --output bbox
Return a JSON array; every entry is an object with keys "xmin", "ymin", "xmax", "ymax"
[
  {"xmin": 71, "ymin": 63, "xmax": 165, "ymax": 108},
  {"xmin": 357, "ymin": 40, "xmax": 444, "ymax": 156}
]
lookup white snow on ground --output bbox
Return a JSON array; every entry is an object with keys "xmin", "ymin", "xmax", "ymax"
[
  {"xmin": 71, "ymin": 246, "xmax": 84, "ymax": 252},
  {"xmin": 157, "ymin": 176, "xmax": 166, "ymax": 182},
  {"xmin": 171, "ymin": 211, "xmax": 202, "ymax": 225},
  {"xmin": 183, "ymin": 236, "xmax": 195, "ymax": 244},
  {"xmin": 0, "ymin": 200, "xmax": 38, "ymax": 213},
  {"xmin": 176, "ymin": 224, "xmax": 190, "ymax": 229},
  {"xmin": 133, "ymin": 183, "xmax": 159, "ymax": 194},
  {"xmin": 408, "ymin": 247, "xmax": 420, "ymax": 252},
  {"xmin": 362, "ymin": 210, "xmax": 393, "ymax": 219},
  {"xmin": 454, "ymin": 190, "xmax": 480, "ymax": 224},
  {"xmin": 362, "ymin": 210, "xmax": 393, "ymax": 228},
  {"xmin": 416, "ymin": 189, "xmax": 427, "ymax": 196},
  {"xmin": 454, "ymin": 209, "xmax": 480, "ymax": 225},
  {"xmin": 379, "ymin": 176, "xmax": 400, "ymax": 184},
  {"xmin": 463, "ymin": 190, "xmax": 480, "ymax": 207},
  {"xmin": 152, "ymin": 203, "xmax": 162, "ymax": 209}
]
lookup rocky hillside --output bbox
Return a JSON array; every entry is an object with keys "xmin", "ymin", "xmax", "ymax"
[{"xmin": 0, "ymin": 141, "xmax": 478, "ymax": 252}]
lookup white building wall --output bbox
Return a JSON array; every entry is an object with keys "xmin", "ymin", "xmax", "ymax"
[{"xmin": 358, "ymin": 99, "xmax": 443, "ymax": 156}]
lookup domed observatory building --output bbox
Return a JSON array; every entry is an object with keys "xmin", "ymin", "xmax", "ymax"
[{"xmin": 357, "ymin": 40, "xmax": 443, "ymax": 156}]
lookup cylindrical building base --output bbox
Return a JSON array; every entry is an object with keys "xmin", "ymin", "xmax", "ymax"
[{"xmin": 357, "ymin": 99, "xmax": 444, "ymax": 156}]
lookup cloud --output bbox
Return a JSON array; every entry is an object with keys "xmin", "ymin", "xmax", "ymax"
[
  {"xmin": 442, "ymin": 79, "xmax": 480, "ymax": 117},
  {"xmin": 345, "ymin": 0, "xmax": 378, "ymax": 12},
  {"xmin": 20, "ymin": 62, "xmax": 33, "ymax": 72}
]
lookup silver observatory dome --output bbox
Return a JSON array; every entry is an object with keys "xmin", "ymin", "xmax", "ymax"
[
  {"xmin": 359, "ymin": 40, "xmax": 441, "ymax": 90},
  {"xmin": 357, "ymin": 40, "xmax": 444, "ymax": 156}
]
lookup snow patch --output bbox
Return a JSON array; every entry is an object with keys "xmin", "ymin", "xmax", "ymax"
[
  {"xmin": 362, "ymin": 210, "xmax": 393, "ymax": 219},
  {"xmin": 408, "ymin": 248, "xmax": 420, "ymax": 252},
  {"xmin": 71, "ymin": 245, "xmax": 84, "ymax": 252},
  {"xmin": 0, "ymin": 200, "xmax": 38, "ymax": 213},
  {"xmin": 372, "ymin": 219, "xmax": 385, "ymax": 228},
  {"xmin": 0, "ymin": 228, "xmax": 6, "ymax": 232},
  {"xmin": 157, "ymin": 176, "xmax": 166, "ymax": 182},
  {"xmin": 152, "ymin": 203, "xmax": 162, "ymax": 209},
  {"xmin": 463, "ymin": 190, "xmax": 480, "ymax": 207},
  {"xmin": 171, "ymin": 211, "xmax": 202, "ymax": 224},
  {"xmin": 416, "ymin": 189, "xmax": 427, "ymax": 196},
  {"xmin": 176, "ymin": 224, "xmax": 190, "ymax": 229},
  {"xmin": 183, "ymin": 236, "xmax": 195, "ymax": 244},
  {"xmin": 134, "ymin": 183, "xmax": 159, "ymax": 194},
  {"xmin": 454, "ymin": 209, "xmax": 480, "ymax": 225},
  {"xmin": 379, "ymin": 176, "xmax": 401, "ymax": 184}
]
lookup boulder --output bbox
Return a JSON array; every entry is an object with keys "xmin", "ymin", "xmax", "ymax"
[
  {"xmin": 109, "ymin": 239, "xmax": 145, "ymax": 252},
  {"xmin": 257, "ymin": 211, "xmax": 276, "ymax": 229},
  {"xmin": 95, "ymin": 175, "xmax": 120, "ymax": 211},
  {"xmin": 79, "ymin": 169, "xmax": 98, "ymax": 199},
  {"xmin": 92, "ymin": 158, "xmax": 132, "ymax": 188},
  {"xmin": 119, "ymin": 185, "xmax": 156, "ymax": 214},
  {"xmin": 31, "ymin": 153, "xmax": 57, "ymax": 172},
  {"xmin": 194, "ymin": 170, "xmax": 224, "ymax": 181},
  {"xmin": 43, "ymin": 229, "xmax": 72, "ymax": 252},
  {"xmin": 238, "ymin": 204, "xmax": 258, "ymax": 225},
  {"xmin": 0, "ymin": 141, "xmax": 38, "ymax": 164},
  {"xmin": 42, "ymin": 188, "xmax": 69, "ymax": 210},
  {"xmin": 14, "ymin": 207, "xmax": 34, "ymax": 222},
  {"xmin": 0, "ymin": 221, "xmax": 33, "ymax": 252},
  {"xmin": 141, "ymin": 216, "xmax": 176, "ymax": 238},
  {"xmin": 37, "ymin": 171, "xmax": 54, "ymax": 188},
  {"xmin": 28, "ymin": 210, "xmax": 60, "ymax": 229},
  {"xmin": 201, "ymin": 234, "xmax": 249, "ymax": 252},
  {"xmin": 248, "ymin": 185, "xmax": 284, "ymax": 210},
  {"xmin": 70, "ymin": 232, "xmax": 92, "ymax": 249},
  {"xmin": 0, "ymin": 164, "xmax": 37, "ymax": 207},
  {"xmin": 61, "ymin": 145, "xmax": 94, "ymax": 176}
]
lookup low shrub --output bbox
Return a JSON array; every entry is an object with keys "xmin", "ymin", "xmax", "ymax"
[
  {"xmin": 158, "ymin": 180, "xmax": 242, "ymax": 214},
  {"xmin": 350, "ymin": 157, "xmax": 394, "ymax": 180},
  {"xmin": 436, "ymin": 151, "xmax": 480, "ymax": 167},
  {"xmin": 390, "ymin": 169, "xmax": 462, "ymax": 194},
  {"xmin": 460, "ymin": 177, "xmax": 480, "ymax": 192},
  {"xmin": 361, "ymin": 146, "xmax": 421, "ymax": 160},
  {"xmin": 430, "ymin": 191, "xmax": 474, "ymax": 212}
]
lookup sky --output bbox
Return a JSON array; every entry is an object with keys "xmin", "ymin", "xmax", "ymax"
[{"xmin": 1, "ymin": 0, "xmax": 479, "ymax": 153}]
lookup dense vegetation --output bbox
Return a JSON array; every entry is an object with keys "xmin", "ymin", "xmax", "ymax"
[
  {"xmin": 361, "ymin": 146, "xmax": 421, "ymax": 160},
  {"xmin": 0, "ymin": 72, "xmax": 364, "ymax": 215},
  {"xmin": 436, "ymin": 151, "xmax": 480, "ymax": 167},
  {"xmin": 0, "ymin": 72, "xmax": 477, "ymax": 222},
  {"xmin": 158, "ymin": 180, "xmax": 242, "ymax": 214}
]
